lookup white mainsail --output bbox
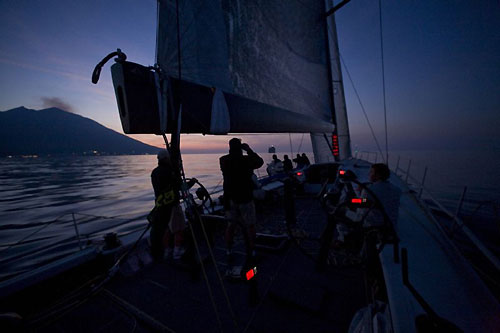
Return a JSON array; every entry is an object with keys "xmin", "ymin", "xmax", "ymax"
[{"xmin": 157, "ymin": 0, "xmax": 340, "ymax": 140}]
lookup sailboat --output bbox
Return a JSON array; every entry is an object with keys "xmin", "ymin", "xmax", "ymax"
[{"xmin": 1, "ymin": 1, "xmax": 499, "ymax": 332}]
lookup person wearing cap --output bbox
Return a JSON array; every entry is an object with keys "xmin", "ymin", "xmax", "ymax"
[
  {"xmin": 220, "ymin": 138, "xmax": 264, "ymax": 259},
  {"xmin": 150, "ymin": 149, "xmax": 184, "ymax": 261}
]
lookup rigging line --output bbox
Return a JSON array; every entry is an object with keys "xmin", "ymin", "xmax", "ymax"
[
  {"xmin": 154, "ymin": 0, "xmax": 160, "ymax": 65},
  {"xmin": 379, "ymin": 0, "xmax": 389, "ymax": 165},
  {"xmin": 175, "ymin": 0, "xmax": 182, "ymax": 81},
  {"xmin": 162, "ymin": 135, "xmax": 229, "ymax": 332},
  {"xmin": 288, "ymin": 133, "xmax": 293, "ymax": 158},
  {"xmin": 187, "ymin": 197, "xmax": 240, "ymax": 331},
  {"xmin": 242, "ymin": 245, "xmax": 293, "ymax": 333},
  {"xmin": 177, "ymin": 0, "xmax": 212, "ymax": 44},
  {"xmin": 209, "ymin": 178, "xmax": 223, "ymax": 195},
  {"xmin": 25, "ymin": 225, "xmax": 152, "ymax": 331},
  {"xmin": 0, "ymin": 214, "xmax": 67, "ymax": 255},
  {"xmin": 339, "ymin": 54, "xmax": 385, "ymax": 160},
  {"xmin": 74, "ymin": 212, "xmax": 144, "ymax": 220},
  {"xmin": 170, "ymin": 5, "xmax": 230, "ymax": 324},
  {"xmin": 297, "ymin": 133, "xmax": 305, "ymax": 153}
]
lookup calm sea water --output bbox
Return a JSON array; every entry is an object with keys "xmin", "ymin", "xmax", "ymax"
[{"xmin": 0, "ymin": 151, "xmax": 498, "ymax": 280}]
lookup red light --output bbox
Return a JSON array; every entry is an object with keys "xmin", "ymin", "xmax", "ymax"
[
  {"xmin": 339, "ymin": 170, "xmax": 346, "ymax": 175},
  {"xmin": 351, "ymin": 198, "xmax": 362, "ymax": 204},
  {"xmin": 296, "ymin": 172, "xmax": 303, "ymax": 176},
  {"xmin": 246, "ymin": 267, "xmax": 257, "ymax": 280},
  {"xmin": 331, "ymin": 134, "xmax": 340, "ymax": 157}
]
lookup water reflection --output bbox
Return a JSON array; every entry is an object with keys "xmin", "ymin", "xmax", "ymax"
[
  {"xmin": 0, "ymin": 154, "xmax": 228, "ymax": 281},
  {"xmin": 1, "ymin": 152, "xmax": 498, "ymax": 281}
]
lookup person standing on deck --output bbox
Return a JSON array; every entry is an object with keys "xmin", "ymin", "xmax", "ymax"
[
  {"xmin": 220, "ymin": 138, "xmax": 264, "ymax": 258},
  {"xmin": 283, "ymin": 154, "xmax": 293, "ymax": 173},
  {"xmin": 150, "ymin": 149, "xmax": 183, "ymax": 261},
  {"xmin": 301, "ymin": 153, "xmax": 311, "ymax": 166},
  {"xmin": 293, "ymin": 153, "xmax": 305, "ymax": 169}
]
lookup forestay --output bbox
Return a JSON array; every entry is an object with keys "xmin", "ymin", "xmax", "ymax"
[{"xmin": 157, "ymin": 0, "xmax": 336, "ymax": 135}]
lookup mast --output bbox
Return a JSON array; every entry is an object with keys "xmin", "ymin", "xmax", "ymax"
[{"xmin": 325, "ymin": 0, "xmax": 352, "ymax": 160}]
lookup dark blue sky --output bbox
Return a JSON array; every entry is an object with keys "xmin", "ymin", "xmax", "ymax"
[
  {"xmin": 0, "ymin": 0, "xmax": 499, "ymax": 153},
  {"xmin": 338, "ymin": 0, "xmax": 500, "ymax": 152}
]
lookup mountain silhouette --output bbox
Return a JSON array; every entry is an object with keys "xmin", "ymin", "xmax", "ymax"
[{"xmin": 0, "ymin": 106, "xmax": 160, "ymax": 156}]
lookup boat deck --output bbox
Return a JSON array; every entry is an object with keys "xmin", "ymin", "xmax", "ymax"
[
  {"xmin": 36, "ymin": 195, "xmax": 370, "ymax": 332},
  {"xmin": 4, "ymin": 160, "xmax": 500, "ymax": 332}
]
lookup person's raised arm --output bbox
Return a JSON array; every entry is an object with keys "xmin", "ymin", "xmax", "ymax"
[{"xmin": 241, "ymin": 143, "xmax": 264, "ymax": 169}]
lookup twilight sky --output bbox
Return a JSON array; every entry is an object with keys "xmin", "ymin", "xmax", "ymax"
[{"xmin": 0, "ymin": 0, "xmax": 499, "ymax": 154}]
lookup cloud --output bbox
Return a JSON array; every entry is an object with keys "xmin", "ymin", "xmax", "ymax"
[
  {"xmin": 41, "ymin": 97, "xmax": 76, "ymax": 113},
  {"xmin": 0, "ymin": 57, "xmax": 89, "ymax": 82}
]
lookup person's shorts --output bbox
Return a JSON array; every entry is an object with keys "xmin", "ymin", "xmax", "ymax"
[{"xmin": 225, "ymin": 200, "xmax": 256, "ymax": 227}]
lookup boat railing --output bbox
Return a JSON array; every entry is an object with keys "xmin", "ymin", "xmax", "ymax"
[
  {"xmin": 354, "ymin": 151, "xmax": 500, "ymax": 273},
  {"xmin": 0, "ymin": 211, "xmax": 147, "ymax": 279}
]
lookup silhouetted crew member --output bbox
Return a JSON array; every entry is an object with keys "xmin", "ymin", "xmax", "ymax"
[
  {"xmin": 338, "ymin": 163, "xmax": 402, "ymax": 243},
  {"xmin": 360, "ymin": 163, "xmax": 401, "ymax": 232},
  {"xmin": 150, "ymin": 149, "xmax": 180, "ymax": 262},
  {"xmin": 266, "ymin": 154, "xmax": 284, "ymax": 175},
  {"xmin": 283, "ymin": 154, "xmax": 293, "ymax": 173},
  {"xmin": 293, "ymin": 153, "xmax": 305, "ymax": 169},
  {"xmin": 301, "ymin": 153, "xmax": 311, "ymax": 166},
  {"xmin": 220, "ymin": 138, "xmax": 264, "ymax": 256}
]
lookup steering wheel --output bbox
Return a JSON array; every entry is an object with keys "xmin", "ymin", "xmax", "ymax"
[{"xmin": 185, "ymin": 178, "xmax": 215, "ymax": 214}]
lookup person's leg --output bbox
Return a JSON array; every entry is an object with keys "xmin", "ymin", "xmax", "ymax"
[
  {"xmin": 173, "ymin": 230, "xmax": 186, "ymax": 259},
  {"xmin": 174, "ymin": 230, "xmax": 184, "ymax": 247},
  {"xmin": 241, "ymin": 201, "xmax": 257, "ymax": 254},
  {"xmin": 150, "ymin": 210, "xmax": 170, "ymax": 262},
  {"xmin": 225, "ymin": 201, "xmax": 237, "ymax": 252},
  {"xmin": 163, "ymin": 229, "xmax": 174, "ymax": 258}
]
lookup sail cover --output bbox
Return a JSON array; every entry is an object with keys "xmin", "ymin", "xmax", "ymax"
[{"xmin": 157, "ymin": 0, "xmax": 335, "ymax": 134}]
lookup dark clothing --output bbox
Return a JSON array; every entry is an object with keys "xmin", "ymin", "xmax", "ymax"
[
  {"xmin": 151, "ymin": 163, "xmax": 179, "ymax": 203},
  {"xmin": 150, "ymin": 162, "xmax": 179, "ymax": 261},
  {"xmin": 149, "ymin": 205, "xmax": 173, "ymax": 261},
  {"xmin": 293, "ymin": 155, "xmax": 305, "ymax": 169},
  {"xmin": 283, "ymin": 159, "xmax": 293, "ymax": 173},
  {"xmin": 220, "ymin": 151, "xmax": 264, "ymax": 204},
  {"xmin": 302, "ymin": 154, "xmax": 311, "ymax": 166}
]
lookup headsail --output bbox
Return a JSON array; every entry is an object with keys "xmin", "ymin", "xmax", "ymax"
[{"xmin": 157, "ymin": 0, "xmax": 336, "ymax": 135}]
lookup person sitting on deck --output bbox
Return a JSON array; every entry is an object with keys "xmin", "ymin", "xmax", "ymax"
[
  {"xmin": 150, "ymin": 149, "xmax": 185, "ymax": 261},
  {"xmin": 337, "ymin": 163, "xmax": 402, "ymax": 248},
  {"xmin": 266, "ymin": 154, "xmax": 284, "ymax": 176},
  {"xmin": 283, "ymin": 154, "xmax": 293, "ymax": 173},
  {"xmin": 359, "ymin": 163, "xmax": 401, "ymax": 232},
  {"xmin": 220, "ymin": 139, "xmax": 264, "ymax": 258}
]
